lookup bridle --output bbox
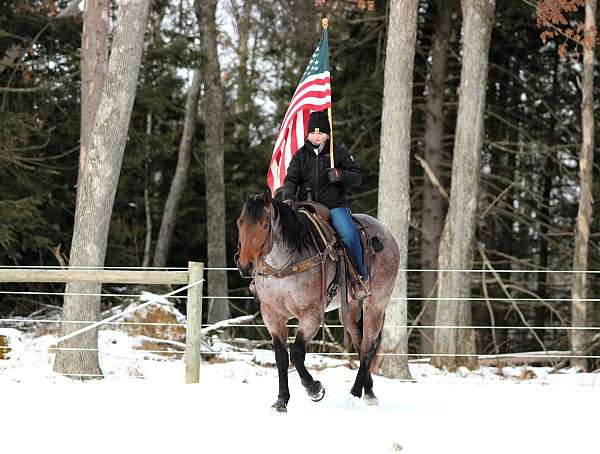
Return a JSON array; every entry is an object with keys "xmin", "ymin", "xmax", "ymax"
[{"xmin": 235, "ymin": 203, "xmax": 274, "ymax": 271}]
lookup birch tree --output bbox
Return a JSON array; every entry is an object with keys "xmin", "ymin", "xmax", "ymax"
[
  {"xmin": 194, "ymin": 0, "xmax": 231, "ymax": 323},
  {"xmin": 571, "ymin": 0, "xmax": 596, "ymax": 370},
  {"xmin": 376, "ymin": 0, "xmax": 419, "ymax": 379},
  {"xmin": 432, "ymin": 0, "xmax": 495, "ymax": 370},
  {"xmin": 54, "ymin": 0, "xmax": 151, "ymax": 377}
]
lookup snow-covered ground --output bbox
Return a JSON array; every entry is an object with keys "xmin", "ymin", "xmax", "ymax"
[{"xmin": 1, "ymin": 328, "xmax": 599, "ymax": 454}]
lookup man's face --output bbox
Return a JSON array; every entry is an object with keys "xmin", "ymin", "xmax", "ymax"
[{"xmin": 308, "ymin": 130, "xmax": 327, "ymax": 145}]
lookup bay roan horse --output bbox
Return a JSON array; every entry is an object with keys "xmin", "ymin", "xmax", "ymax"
[{"xmin": 236, "ymin": 190, "xmax": 399, "ymax": 412}]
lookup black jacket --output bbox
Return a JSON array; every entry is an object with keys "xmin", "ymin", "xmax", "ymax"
[{"xmin": 282, "ymin": 140, "xmax": 362, "ymax": 209}]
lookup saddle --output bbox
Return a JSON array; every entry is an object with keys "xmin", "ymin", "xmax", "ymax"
[
  {"xmin": 297, "ymin": 202, "xmax": 384, "ymax": 346},
  {"xmin": 296, "ymin": 201, "xmax": 384, "ymax": 287}
]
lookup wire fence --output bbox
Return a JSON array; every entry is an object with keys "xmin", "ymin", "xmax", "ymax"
[{"xmin": 1, "ymin": 266, "xmax": 599, "ymax": 377}]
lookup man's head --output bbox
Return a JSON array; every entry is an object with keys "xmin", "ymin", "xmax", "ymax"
[{"xmin": 307, "ymin": 110, "xmax": 330, "ymax": 145}]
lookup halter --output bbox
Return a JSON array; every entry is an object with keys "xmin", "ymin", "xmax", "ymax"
[{"xmin": 235, "ymin": 202, "xmax": 273, "ymax": 270}]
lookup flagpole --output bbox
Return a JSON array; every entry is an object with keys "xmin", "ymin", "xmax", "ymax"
[{"xmin": 322, "ymin": 18, "xmax": 335, "ymax": 169}]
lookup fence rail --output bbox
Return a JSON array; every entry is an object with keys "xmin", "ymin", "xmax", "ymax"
[
  {"xmin": 0, "ymin": 263, "xmax": 204, "ymax": 383},
  {"xmin": 1, "ymin": 265, "xmax": 599, "ymax": 380}
]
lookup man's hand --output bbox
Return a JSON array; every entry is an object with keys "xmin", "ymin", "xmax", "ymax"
[
  {"xmin": 327, "ymin": 168, "xmax": 343, "ymax": 183},
  {"xmin": 283, "ymin": 198, "xmax": 295, "ymax": 209}
]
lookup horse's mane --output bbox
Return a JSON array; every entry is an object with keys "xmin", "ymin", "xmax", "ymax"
[{"xmin": 244, "ymin": 195, "xmax": 320, "ymax": 253}]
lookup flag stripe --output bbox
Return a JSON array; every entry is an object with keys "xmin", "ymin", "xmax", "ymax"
[
  {"xmin": 267, "ymin": 31, "xmax": 331, "ymax": 194},
  {"xmin": 273, "ymin": 93, "xmax": 332, "ymax": 152}
]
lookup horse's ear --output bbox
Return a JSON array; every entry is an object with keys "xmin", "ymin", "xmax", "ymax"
[
  {"xmin": 264, "ymin": 188, "xmax": 272, "ymax": 205},
  {"xmin": 240, "ymin": 188, "xmax": 248, "ymax": 204}
]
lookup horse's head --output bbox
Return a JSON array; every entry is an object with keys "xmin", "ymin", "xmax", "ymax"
[{"xmin": 236, "ymin": 189, "xmax": 273, "ymax": 277}]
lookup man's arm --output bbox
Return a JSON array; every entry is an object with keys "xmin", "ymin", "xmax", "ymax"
[{"xmin": 336, "ymin": 145, "xmax": 362, "ymax": 188}]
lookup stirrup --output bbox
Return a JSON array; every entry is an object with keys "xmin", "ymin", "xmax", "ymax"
[{"xmin": 352, "ymin": 276, "xmax": 371, "ymax": 299}]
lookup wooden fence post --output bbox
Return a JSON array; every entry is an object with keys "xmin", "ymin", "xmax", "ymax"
[{"xmin": 185, "ymin": 261, "xmax": 204, "ymax": 383}]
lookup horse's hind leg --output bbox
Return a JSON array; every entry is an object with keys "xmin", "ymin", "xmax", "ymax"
[
  {"xmin": 362, "ymin": 333, "xmax": 381, "ymax": 405},
  {"xmin": 350, "ymin": 303, "xmax": 384, "ymax": 404},
  {"xmin": 290, "ymin": 315, "xmax": 325, "ymax": 402}
]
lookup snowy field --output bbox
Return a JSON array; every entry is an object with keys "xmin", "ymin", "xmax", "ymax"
[{"xmin": 2, "ymin": 327, "xmax": 600, "ymax": 454}]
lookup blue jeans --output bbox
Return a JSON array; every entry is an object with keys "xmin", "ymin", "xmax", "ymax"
[{"xmin": 329, "ymin": 207, "xmax": 367, "ymax": 280}]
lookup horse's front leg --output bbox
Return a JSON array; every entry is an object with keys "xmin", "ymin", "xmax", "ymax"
[
  {"xmin": 265, "ymin": 312, "xmax": 290, "ymax": 413},
  {"xmin": 290, "ymin": 314, "xmax": 325, "ymax": 402}
]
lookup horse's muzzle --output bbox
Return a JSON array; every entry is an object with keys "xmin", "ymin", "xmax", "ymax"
[{"xmin": 237, "ymin": 261, "xmax": 254, "ymax": 278}]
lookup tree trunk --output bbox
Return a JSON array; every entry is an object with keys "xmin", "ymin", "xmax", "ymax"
[
  {"xmin": 142, "ymin": 112, "xmax": 153, "ymax": 268},
  {"xmin": 432, "ymin": 0, "xmax": 495, "ymax": 370},
  {"xmin": 54, "ymin": 0, "xmax": 151, "ymax": 377},
  {"xmin": 536, "ymin": 52, "xmax": 560, "ymax": 343},
  {"xmin": 195, "ymin": 0, "xmax": 231, "ymax": 324},
  {"xmin": 153, "ymin": 69, "xmax": 202, "ymax": 267},
  {"xmin": 570, "ymin": 0, "xmax": 596, "ymax": 371},
  {"xmin": 419, "ymin": 1, "xmax": 452, "ymax": 355},
  {"xmin": 375, "ymin": 0, "xmax": 418, "ymax": 380},
  {"xmin": 231, "ymin": 0, "xmax": 253, "ymax": 145},
  {"xmin": 78, "ymin": 0, "xmax": 109, "ymax": 188}
]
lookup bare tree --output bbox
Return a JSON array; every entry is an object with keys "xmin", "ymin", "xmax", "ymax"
[
  {"xmin": 78, "ymin": 0, "xmax": 109, "ymax": 188},
  {"xmin": 153, "ymin": 70, "xmax": 202, "ymax": 267},
  {"xmin": 375, "ymin": 0, "xmax": 419, "ymax": 379},
  {"xmin": 195, "ymin": 0, "xmax": 231, "ymax": 324},
  {"xmin": 231, "ymin": 0, "xmax": 254, "ymax": 146},
  {"xmin": 571, "ymin": 0, "xmax": 596, "ymax": 371},
  {"xmin": 54, "ymin": 0, "xmax": 151, "ymax": 377},
  {"xmin": 419, "ymin": 1, "xmax": 452, "ymax": 354},
  {"xmin": 432, "ymin": 0, "xmax": 495, "ymax": 370}
]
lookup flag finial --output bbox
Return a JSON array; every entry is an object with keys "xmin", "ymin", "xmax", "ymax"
[{"xmin": 322, "ymin": 18, "xmax": 329, "ymax": 29}]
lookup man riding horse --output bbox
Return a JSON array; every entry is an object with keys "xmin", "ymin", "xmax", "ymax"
[{"xmin": 282, "ymin": 110, "xmax": 370, "ymax": 299}]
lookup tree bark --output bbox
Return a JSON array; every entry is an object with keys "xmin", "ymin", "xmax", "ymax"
[
  {"xmin": 78, "ymin": 0, "xmax": 109, "ymax": 188},
  {"xmin": 432, "ymin": 0, "xmax": 495, "ymax": 370},
  {"xmin": 419, "ymin": 1, "xmax": 452, "ymax": 355},
  {"xmin": 195, "ymin": 0, "xmax": 231, "ymax": 324},
  {"xmin": 153, "ymin": 69, "xmax": 202, "ymax": 267},
  {"xmin": 375, "ymin": 0, "xmax": 419, "ymax": 380},
  {"xmin": 231, "ymin": 0, "xmax": 253, "ymax": 145},
  {"xmin": 54, "ymin": 0, "xmax": 151, "ymax": 377},
  {"xmin": 142, "ymin": 112, "xmax": 153, "ymax": 268},
  {"xmin": 570, "ymin": 0, "xmax": 596, "ymax": 371}
]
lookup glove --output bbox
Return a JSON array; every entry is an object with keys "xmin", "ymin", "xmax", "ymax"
[
  {"xmin": 283, "ymin": 198, "xmax": 295, "ymax": 209},
  {"xmin": 327, "ymin": 168, "xmax": 343, "ymax": 183}
]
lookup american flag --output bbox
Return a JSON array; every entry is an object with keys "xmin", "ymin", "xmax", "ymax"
[{"xmin": 267, "ymin": 28, "xmax": 331, "ymax": 194}]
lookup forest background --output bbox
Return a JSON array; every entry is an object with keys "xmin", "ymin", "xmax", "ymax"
[{"xmin": 1, "ymin": 0, "xmax": 599, "ymax": 372}]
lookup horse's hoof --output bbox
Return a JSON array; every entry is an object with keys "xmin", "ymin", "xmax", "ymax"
[
  {"xmin": 271, "ymin": 399, "xmax": 288, "ymax": 413},
  {"xmin": 307, "ymin": 380, "xmax": 325, "ymax": 402},
  {"xmin": 363, "ymin": 393, "xmax": 379, "ymax": 406},
  {"xmin": 350, "ymin": 386, "xmax": 362, "ymax": 399}
]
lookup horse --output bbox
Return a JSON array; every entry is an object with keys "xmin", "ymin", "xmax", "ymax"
[{"xmin": 235, "ymin": 190, "xmax": 400, "ymax": 413}]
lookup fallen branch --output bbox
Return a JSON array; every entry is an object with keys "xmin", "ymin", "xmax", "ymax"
[
  {"xmin": 201, "ymin": 314, "xmax": 257, "ymax": 336},
  {"xmin": 477, "ymin": 351, "xmax": 566, "ymax": 367},
  {"xmin": 550, "ymin": 333, "xmax": 600, "ymax": 373}
]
